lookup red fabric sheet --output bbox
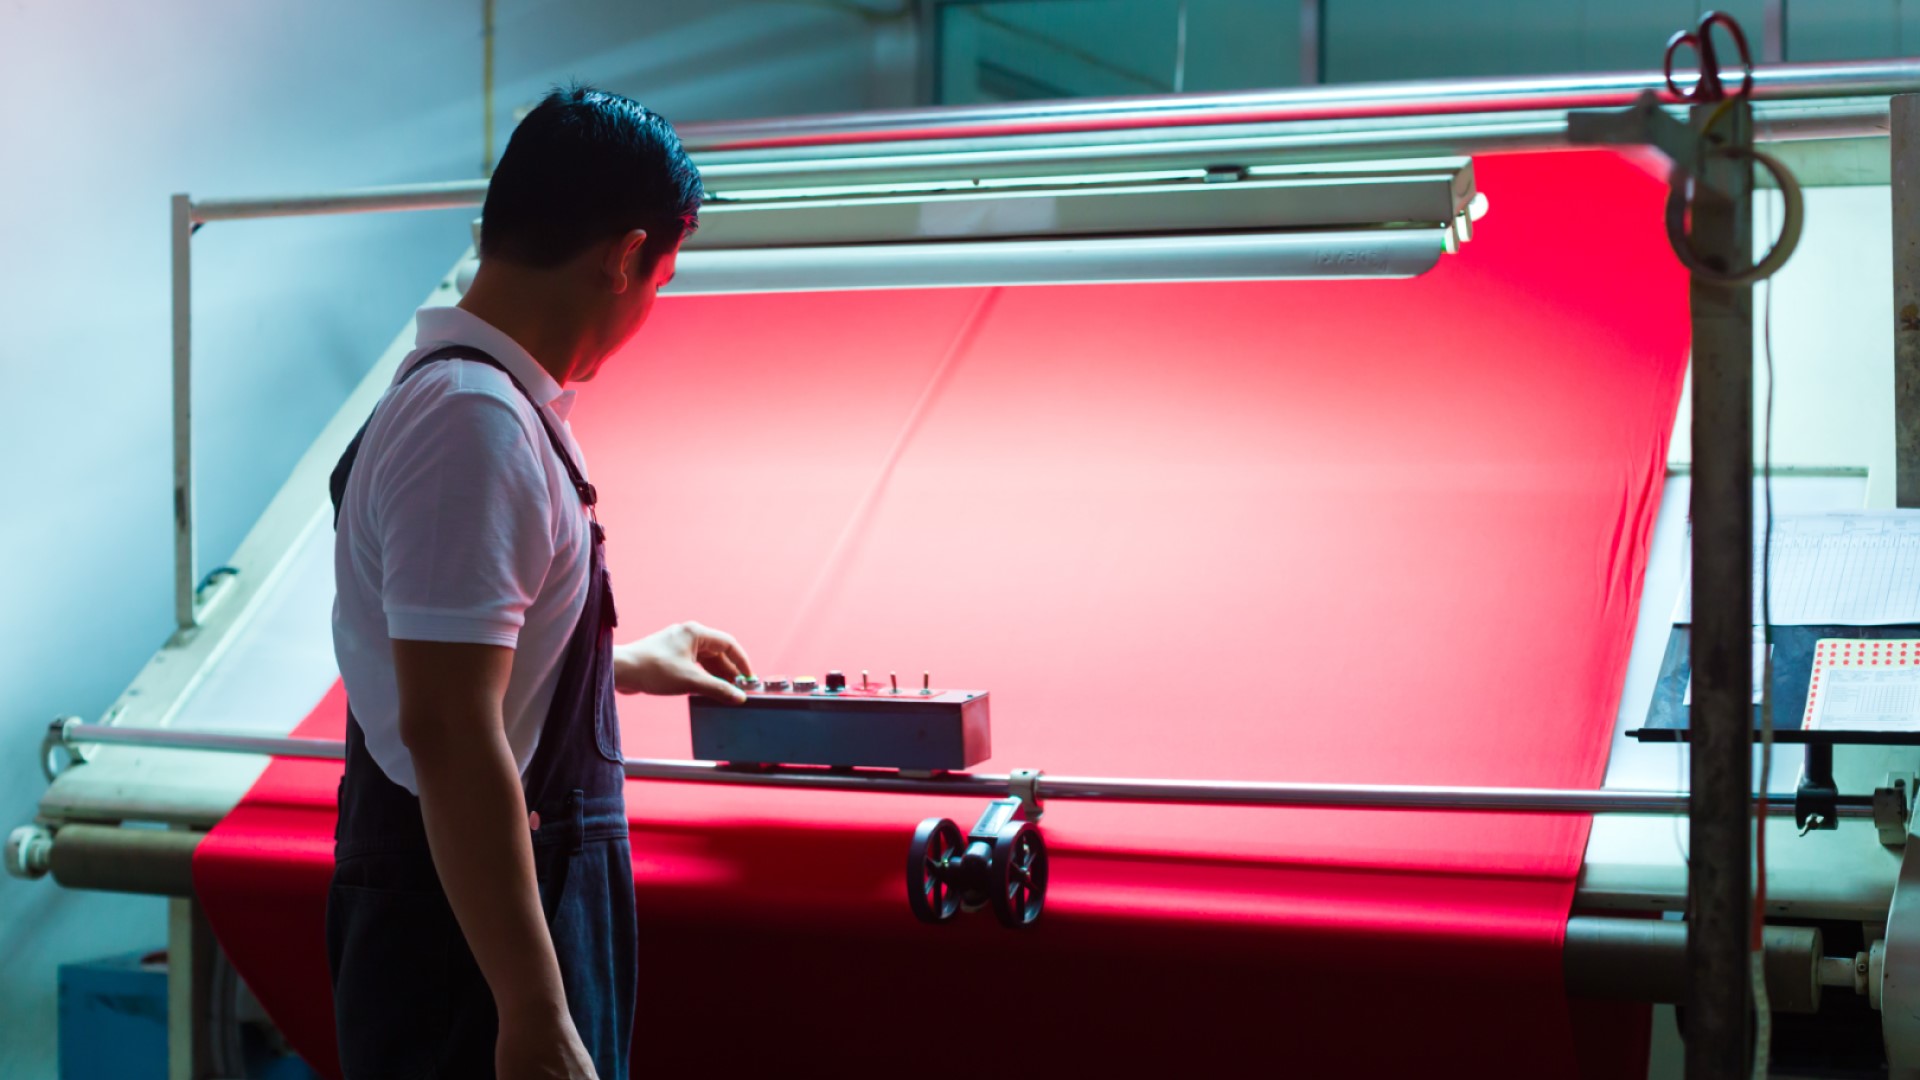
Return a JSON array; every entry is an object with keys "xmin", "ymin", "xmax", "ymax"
[{"xmin": 194, "ymin": 150, "xmax": 1687, "ymax": 1077}]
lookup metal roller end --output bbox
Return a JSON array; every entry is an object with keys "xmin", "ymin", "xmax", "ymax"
[
  {"xmin": 42, "ymin": 717, "xmax": 84, "ymax": 782},
  {"xmin": 6, "ymin": 824, "xmax": 53, "ymax": 881}
]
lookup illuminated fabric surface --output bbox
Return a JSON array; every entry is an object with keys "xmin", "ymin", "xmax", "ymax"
[{"xmin": 195, "ymin": 150, "xmax": 1687, "ymax": 1077}]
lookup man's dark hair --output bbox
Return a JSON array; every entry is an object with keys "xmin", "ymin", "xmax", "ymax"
[{"xmin": 480, "ymin": 85, "xmax": 702, "ymax": 269}]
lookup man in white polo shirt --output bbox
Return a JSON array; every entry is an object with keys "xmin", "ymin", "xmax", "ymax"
[{"xmin": 327, "ymin": 87, "xmax": 751, "ymax": 1079}]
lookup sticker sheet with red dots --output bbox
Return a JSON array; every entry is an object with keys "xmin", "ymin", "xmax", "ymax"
[{"xmin": 1803, "ymin": 639, "xmax": 1920, "ymax": 729}]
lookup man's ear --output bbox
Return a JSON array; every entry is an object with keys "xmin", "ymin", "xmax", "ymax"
[{"xmin": 603, "ymin": 228, "xmax": 649, "ymax": 294}]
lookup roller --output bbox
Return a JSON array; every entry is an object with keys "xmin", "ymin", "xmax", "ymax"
[{"xmin": 1563, "ymin": 915, "xmax": 1825, "ymax": 1014}]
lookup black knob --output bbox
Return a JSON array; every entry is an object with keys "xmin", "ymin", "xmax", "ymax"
[{"xmin": 825, "ymin": 670, "xmax": 847, "ymax": 691}]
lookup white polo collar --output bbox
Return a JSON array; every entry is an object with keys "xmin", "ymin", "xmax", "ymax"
[{"xmin": 408, "ymin": 305, "xmax": 578, "ymax": 421}]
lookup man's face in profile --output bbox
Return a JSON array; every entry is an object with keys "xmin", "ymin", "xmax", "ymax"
[{"xmin": 582, "ymin": 242, "xmax": 681, "ymax": 382}]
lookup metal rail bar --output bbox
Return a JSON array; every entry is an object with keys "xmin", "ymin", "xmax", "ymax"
[
  {"xmin": 677, "ymin": 59, "xmax": 1920, "ymax": 152},
  {"xmin": 60, "ymin": 723, "xmax": 1876, "ymax": 818},
  {"xmin": 693, "ymin": 100, "xmax": 1882, "ymax": 189},
  {"xmin": 191, "ymin": 180, "xmax": 489, "ymax": 225},
  {"xmin": 174, "ymin": 102, "xmax": 1889, "ymax": 228}
]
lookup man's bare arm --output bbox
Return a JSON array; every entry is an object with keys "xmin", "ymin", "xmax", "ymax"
[{"xmin": 392, "ymin": 639, "xmax": 594, "ymax": 1079}]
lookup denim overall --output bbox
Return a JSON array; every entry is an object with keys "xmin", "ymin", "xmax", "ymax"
[{"xmin": 325, "ymin": 345, "xmax": 635, "ymax": 1079}]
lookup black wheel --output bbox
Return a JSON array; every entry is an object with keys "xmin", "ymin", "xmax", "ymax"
[
  {"xmin": 906, "ymin": 817, "xmax": 965, "ymax": 924},
  {"xmin": 987, "ymin": 821, "xmax": 1048, "ymax": 928}
]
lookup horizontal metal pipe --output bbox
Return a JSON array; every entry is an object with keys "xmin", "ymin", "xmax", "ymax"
[
  {"xmin": 1035, "ymin": 775, "xmax": 1876, "ymax": 818},
  {"xmin": 696, "ymin": 101, "xmax": 1886, "ymax": 188},
  {"xmin": 180, "ymin": 66, "xmax": 1903, "ymax": 226},
  {"xmin": 679, "ymin": 60, "xmax": 1920, "ymax": 153},
  {"xmin": 62, "ymin": 724, "xmax": 1874, "ymax": 818},
  {"xmin": 192, "ymin": 180, "xmax": 488, "ymax": 224},
  {"xmin": 71, "ymin": 723, "xmax": 346, "ymax": 760},
  {"xmin": 1036, "ymin": 775, "xmax": 1701, "ymax": 813},
  {"xmin": 177, "ymin": 107, "xmax": 1873, "ymax": 228}
]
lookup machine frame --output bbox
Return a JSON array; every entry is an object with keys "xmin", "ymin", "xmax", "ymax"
[{"xmin": 14, "ymin": 57, "xmax": 1920, "ymax": 1079}]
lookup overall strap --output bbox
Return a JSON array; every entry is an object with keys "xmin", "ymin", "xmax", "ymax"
[{"xmin": 330, "ymin": 344, "xmax": 597, "ymax": 524}]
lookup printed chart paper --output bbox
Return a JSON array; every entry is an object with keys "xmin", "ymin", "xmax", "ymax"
[{"xmin": 1676, "ymin": 512, "xmax": 1920, "ymax": 626}]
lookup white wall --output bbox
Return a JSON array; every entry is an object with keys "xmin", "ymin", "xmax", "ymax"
[
  {"xmin": 0, "ymin": 3, "xmax": 892, "ymax": 1075},
  {"xmin": 1666, "ymin": 185, "xmax": 1897, "ymax": 505}
]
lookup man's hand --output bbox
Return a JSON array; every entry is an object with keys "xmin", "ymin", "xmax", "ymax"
[
  {"xmin": 496, "ymin": 1004, "xmax": 598, "ymax": 1080},
  {"xmin": 614, "ymin": 621, "xmax": 754, "ymax": 702}
]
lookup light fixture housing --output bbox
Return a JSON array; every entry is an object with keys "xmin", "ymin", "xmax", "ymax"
[{"xmin": 662, "ymin": 156, "xmax": 1480, "ymax": 293}]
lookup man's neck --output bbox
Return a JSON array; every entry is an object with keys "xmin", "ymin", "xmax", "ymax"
[{"xmin": 456, "ymin": 267, "xmax": 594, "ymax": 387}]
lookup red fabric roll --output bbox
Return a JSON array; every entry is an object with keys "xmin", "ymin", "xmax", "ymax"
[{"xmin": 193, "ymin": 149, "xmax": 1687, "ymax": 1077}]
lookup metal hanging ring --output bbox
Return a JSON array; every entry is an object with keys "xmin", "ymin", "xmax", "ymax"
[{"xmin": 1663, "ymin": 146, "xmax": 1804, "ymax": 288}]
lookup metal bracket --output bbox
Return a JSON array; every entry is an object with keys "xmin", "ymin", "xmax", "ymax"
[
  {"xmin": 1796, "ymin": 742, "xmax": 1841, "ymax": 833},
  {"xmin": 1878, "ymin": 773, "xmax": 1915, "ymax": 848},
  {"xmin": 1009, "ymin": 768, "xmax": 1044, "ymax": 821},
  {"xmin": 1568, "ymin": 91, "xmax": 1715, "ymax": 183},
  {"xmin": 41, "ymin": 716, "xmax": 86, "ymax": 783},
  {"xmin": 1572, "ymin": 93, "xmax": 1802, "ymax": 287},
  {"xmin": 957, "ymin": 796, "xmax": 1028, "ymax": 914}
]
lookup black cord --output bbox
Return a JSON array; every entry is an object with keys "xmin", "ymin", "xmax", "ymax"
[{"xmin": 1750, "ymin": 185, "xmax": 1780, "ymax": 1080}]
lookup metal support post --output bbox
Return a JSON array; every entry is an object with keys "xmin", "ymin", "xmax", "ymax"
[
  {"xmin": 168, "ymin": 896, "xmax": 215, "ymax": 1080},
  {"xmin": 1297, "ymin": 0, "xmax": 1323, "ymax": 86},
  {"xmin": 170, "ymin": 193, "xmax": 196, "ymax": 631},
  {"xmin": 868, "ymin": 0, "xmax": 923, "ymax": 110},
  {"xmin": 1686, "ymin": 99, "xmax": 1757, "ymax": 1079},
  {"xmin": 912, "ymin": 0, "xmax": 939, "ymax": 107},
  {"xmin": 1762, "ymin": 0, "xmax": 1787, "ymax": 64},
  {"xmin": 1895, "ymin": 95, "xmax": 1920, "ymax": 508}
]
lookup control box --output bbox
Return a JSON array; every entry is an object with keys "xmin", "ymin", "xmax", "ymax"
[{"xmin": 689, "ymin": 672, "xmax": 990, "ymax": 771}]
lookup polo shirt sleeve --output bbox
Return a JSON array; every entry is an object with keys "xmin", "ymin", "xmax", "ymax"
[{"xmin": 373, "ymin": 387, "xmax": 556, "ymax": 648}]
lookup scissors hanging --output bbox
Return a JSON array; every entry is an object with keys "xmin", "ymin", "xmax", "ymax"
[{"xmin": 1666, "ymin": 10, "xmax": 1757, "ymax": 103}]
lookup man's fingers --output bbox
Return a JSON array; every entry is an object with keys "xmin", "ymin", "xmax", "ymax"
[
  {"xmin": 685, "ymin": 621, "xmax": 754, "ymax": 680},
  {"xmin": 699, "ymin": 653, "xmax": 743, "ymax": 682},
  {"xmin": 718, "ymin": 638, "xmax": 754, "ymax": 679},
  {"xmin": 685, "ymin": 667, "xmax": 747, "ymax": 703}
]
